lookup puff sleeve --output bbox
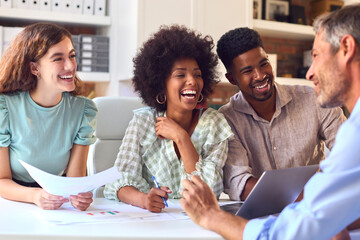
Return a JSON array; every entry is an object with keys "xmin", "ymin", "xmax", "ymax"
[
  {"xmin": 74, "ymin": 98, "xmax": 97, "ymax": 145},
  {"xmin": 0, "ymin": 95, "xmax": 10, "ymax": 147},
  {"xmin": 184, "ymin": 108, "xmax": 234, "ymax": 198}
]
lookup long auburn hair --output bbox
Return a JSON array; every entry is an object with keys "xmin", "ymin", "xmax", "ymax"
[{"xmin": 0, "ymin": 22, "xmax": 82, "ymax": 95}]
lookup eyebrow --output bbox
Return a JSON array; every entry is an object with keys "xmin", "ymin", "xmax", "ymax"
[
  {"xmin": 49, "ymin": 49, "xmax": 75, "ymax": 59},
  {"xmin": 172, "ymin": 67, "xmax": 201, "ymax": 72},
  {"xmin": 239, "ymin": 58, "xmax": 268, "ymax": 73}
]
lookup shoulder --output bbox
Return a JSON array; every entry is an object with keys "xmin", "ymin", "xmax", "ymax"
[
  {"xmin": 219, "ymin": 92, "xmax": 242, "ymax": 115},
  {"xmin": 0, "ymin": 92, "xmax": 26, "ymax": 108},
  {"xmin": 132, "ymin": 106, "xmax": 157, "ymax": 124},
  {"xmin": 280, "ymin": 84, "xmax": 316, "ymax": 98},
  {"xmin": 64, "ymin": 94, "xmax": 97, "ymax": 110},
  {"xmin": 199, "ymin": 108, "xmax": 234, "ymax": 141}
]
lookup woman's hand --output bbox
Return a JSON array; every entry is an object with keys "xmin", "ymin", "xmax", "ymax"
[
  {"xmin": 69, "ymin": 191, "xmax": 93, "ymax": 211},
  {"xmin": 142, "ymin": 186, "xmax": 172, "ymax": 213},
  {"xmin": 155, "ymin": 117, "xmax": 187, "ymax": 142},
  {"xmin": 33, "ymin": 188, "xmax": 69, "ymax": 210}
]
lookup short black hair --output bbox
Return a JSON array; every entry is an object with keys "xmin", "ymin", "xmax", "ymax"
[
  {"xmin": 132, "ymin": 25, "xmax": 219, "ymax": 112},
  {"xmin": 216, "ymin": 27, "xmax": 264, "ymax": 70}
]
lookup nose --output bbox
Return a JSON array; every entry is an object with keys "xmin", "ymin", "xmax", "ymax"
[
  {"xmin": 253, "ymin": 68, "xmax": 265, "ymax": 80},
  {"xmin": 186, "ymin": 73, "xmax": 196, "ymax": 85},
  {"xmin": 64, "ymin": 58, "xmax": 76, "ymax": 71},
  {"xmin": 306, "ymin": 63, "xmax": 314, "ymax": 81}
]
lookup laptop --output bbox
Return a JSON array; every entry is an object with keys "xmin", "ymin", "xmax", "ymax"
[{"xmin": 221, "ymin": 164, "xmax": 319, "ymax": 219}]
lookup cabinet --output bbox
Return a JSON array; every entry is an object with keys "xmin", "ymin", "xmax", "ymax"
[{"xmin": 0, "ymin": 4, "xmax": 112, "ymax": 96}]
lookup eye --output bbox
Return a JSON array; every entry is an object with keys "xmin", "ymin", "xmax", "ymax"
[
  {"xmin": 53, "ymin": 57, "xmax": 63, "ymax": 62},
  {"xmin": 261, "ymin": 61, "xmax": 270, "ymax": 67},
  {"xmin": 194, "ymin": 72, "xmax": 202, "ymax": 78},
  {"xmin": 175, "ymin": 74, "xmax": 185, "ymax": 78},
  {"xmin": 70, "ymin": 54, "xmax": 76, "ymax": 59},
  {"xmin": 242, "ymin": 69, "xmax": 252, "ymax": 75}
]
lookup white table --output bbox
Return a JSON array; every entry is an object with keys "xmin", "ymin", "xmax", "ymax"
[
  {"xmin": 0, "ymin": 197, "xmax": 223, "ymax": 240},
  {"xmin": 1, "ymin": 197, "xmax": 360, "ymax": 240}
]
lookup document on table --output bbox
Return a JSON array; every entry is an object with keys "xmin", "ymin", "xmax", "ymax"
[
  {"xmin": 33, "ymin": 200, "xmax": 189, "ymax": 225},
  {"xmin": 19, "ymin": 160, "xmax": 121, "ymax": 197}
]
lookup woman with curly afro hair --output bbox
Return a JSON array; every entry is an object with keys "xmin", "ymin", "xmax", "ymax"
[{"xmin": 105, "ymin": 25, "xmax": 233, "ymax": 213}]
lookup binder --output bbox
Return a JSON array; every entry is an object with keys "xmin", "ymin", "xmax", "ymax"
[
  {"xmin": 13, "ymin": 0, "xmax": 29, "ymax": 8},
  {"xmin": 39, "ymin": 0, "xmax": 51, "ymax": 10},
  {"xmin": 29, "ymin": 0, "xmax": 40, "ymax": 9},
  {"xmin": 0, "ymin": 0, "xmax": 12, "ymax": 8},
  {"xmin": 94, "ymin": 0, "xmax": 106, "ymax": 16},
  {"xmin": 83, "ymin": 0, "xmax": 94, "ymax": 15},
  {"xmin": 71, "ymin": 0, "xmax": 83, "ymax": 14},
  {"xmin": 51, "ymin": 0, "xmax": 63, "ymax": 12}
]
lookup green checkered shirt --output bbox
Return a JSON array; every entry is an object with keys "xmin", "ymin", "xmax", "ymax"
[{"xmin": 104, "ymin": 107, "xmax": 233, "ymax": 200}]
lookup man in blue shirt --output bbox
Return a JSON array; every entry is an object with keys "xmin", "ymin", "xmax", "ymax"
[{"xmin": 180, "ymin": 3, "xmax": 360, "ymax": 239}]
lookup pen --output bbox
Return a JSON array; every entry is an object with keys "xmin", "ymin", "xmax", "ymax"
[{"xmin": 152, "ymin": 176, "xmax": 168, "ymax": 207}]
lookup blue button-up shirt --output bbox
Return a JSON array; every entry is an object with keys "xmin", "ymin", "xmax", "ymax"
[{"xmin": 244, "ymin": 97, "xmax": 360, "ymax": 239}]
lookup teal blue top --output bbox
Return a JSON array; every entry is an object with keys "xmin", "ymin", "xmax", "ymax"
[{"xmin": 0, "ymin": 91, "xmax": 97, "ymax": 183}]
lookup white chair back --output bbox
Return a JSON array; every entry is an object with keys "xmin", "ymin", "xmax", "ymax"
[{"xmin": 87, "ymin": 96, "xmax": 144, "ymax": 197}]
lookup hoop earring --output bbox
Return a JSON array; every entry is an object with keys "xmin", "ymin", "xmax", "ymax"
[
  {"xmin": 197, "ymin": 93, "xmax": 204, "ymax": 103},
  {"xmin": 156, "ymin": 94, "xmax": 166, "ymax": 104}
]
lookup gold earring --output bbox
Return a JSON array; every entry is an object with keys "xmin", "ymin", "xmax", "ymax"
[
  {"xmin": 197, "ymin": 93, "xmax": 204, "ymax": 103},
  {"xmin": 156, "ymin": 94, "xmax": 166, "ymax": 104}
]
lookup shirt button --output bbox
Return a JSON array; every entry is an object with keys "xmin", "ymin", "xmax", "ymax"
[{"xmin": 273, "ymin": 147, "xmax": 277, "ymax": 150}]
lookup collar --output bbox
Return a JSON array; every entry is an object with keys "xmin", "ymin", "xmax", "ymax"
[
  {"xmin": 232, "ymin": 82, "xmax": 293, "ymax": 122},
  {"xmin": 351, "ymin": 97, "xmax": 360, "ymax": 116}
]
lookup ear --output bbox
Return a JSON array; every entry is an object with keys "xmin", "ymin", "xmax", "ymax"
[
  {"xmin": 29, "ymin": 61, "xmax": 39, "ymax": 77},
  {"xmin": 225, "ymin": 73, "xmax": 237, "ymax": 86},
  {"xmin": 339, "ymin": 34, "xmax": 356, "ymax": 64}
]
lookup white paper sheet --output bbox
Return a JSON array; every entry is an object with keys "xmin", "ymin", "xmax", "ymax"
[
  {"xmin": 19, "ymin": 160, "xmax": 121, "ymax": 197},
  {"xmin": 33, "ymin": 200, "xmax": 189, "ymax": 225}
]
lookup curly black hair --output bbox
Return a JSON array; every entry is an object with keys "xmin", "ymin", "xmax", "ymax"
[
  {"xmin": 132, "ymin": 25, "xmax": 219, "ymax": 112},
  {"xmin": 216, "ymin": 27, "xmax": 264, "ymax": 70}
]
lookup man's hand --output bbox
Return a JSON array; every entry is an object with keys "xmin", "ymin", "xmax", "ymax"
[
  {"xmin": 331, "ymin": 228, "xmax": 350, "ymax": 240},
  {"xmin": 180, "ymin": 175, "xmax": 221, "ymax": 228},
  {"xmin": 181, "ymin": 175, "xmax": 249, "ymax": 240}
]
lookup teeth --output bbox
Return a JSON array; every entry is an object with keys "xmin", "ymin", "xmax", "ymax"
[
  {"xmin": 60, "ymin": 75, "xmax": 73, "ymax": 79},
  {"xmin": 181, "ymin": 89, "xmax": 197, "ymax": 95},
  {"xmin": 254, "ymin": 80, "xmax": 268, "ymax": 89}
]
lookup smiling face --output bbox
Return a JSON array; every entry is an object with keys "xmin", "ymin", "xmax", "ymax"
[
  {"xmin": 227, "ymin": 47, "xmax": 275, "ymax": 104},
  {"xmin": 165, "ymin": 58, "xmax": 204, "ymax": 113},
  {"xmin": 306, "ymin": 31, "xmax": 349, "ymax": 108},
  {"xmin": 30, "ymin": 37, "xmax": 77, "ymax": 96}
]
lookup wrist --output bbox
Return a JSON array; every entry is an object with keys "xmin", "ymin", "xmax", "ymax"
[
  {"xmin": 174, "ymin": 130, "xmax": 190, "ymax": 146},
  {"xmin": 30, "ymin": 188, "xmax": 41, "ymax": 204},
  {"xmin": 201, "ymin": 207, "xmax": 224, "ymax": 230}
]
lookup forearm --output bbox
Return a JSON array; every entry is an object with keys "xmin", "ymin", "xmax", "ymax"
[
  {"xmin": 175, "ymin": 134, "xmax": 198, "ymax": 174},
  {"xmin": 240, "ymin": 177, "xmax": 258, "ymax": 201},
  {"xmin": 347, "ymin": 218, "xmax": 360, "ymax": 230},
  {"xmin": 205, "ymin": 207, "xmax": 248, "ymax": 240},
  {"xmin": 117, "ymin": 186, "xmax": 147, "ymax": 209},
  {"xmin": 66, "ymin": 144, "xmax": 89, "ymax": 177},
  {"xmin": 0, "ymin": 178, "xmax": 39, "ymax": 204}
]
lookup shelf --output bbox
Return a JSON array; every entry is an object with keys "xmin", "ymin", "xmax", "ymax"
[
  {"xmin": 0, "ymin": 8, "xmax": 111, "ymax": 26},
  {"xmin": 275, "ymin": 77, "xmax": 314, "ymax": 87},
  {"xmin": 77, "ymin": 72, "xmax": 110, "ymax": 82},
  {"xmin": 253, "ymin": 19, "xmax": 315, "ymax": 41}
]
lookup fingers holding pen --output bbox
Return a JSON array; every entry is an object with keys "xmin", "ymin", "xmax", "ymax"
[{"xmin": 144, "ymin": 187, "xmax": 172, "ymax": 213}]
